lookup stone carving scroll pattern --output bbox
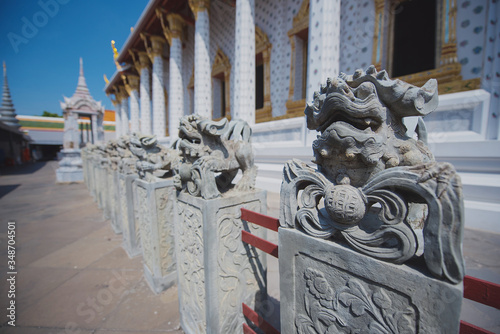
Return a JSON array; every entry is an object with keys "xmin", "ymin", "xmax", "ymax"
[
  {"xmin": 137, "ymin": 186, "xmax": 154, "ymax": 272},
  {"xmin": 177, "ymin": 201, "xmax": 206, "ymax": 334},
  {"xmin": 120, "ymin": 178, "xmax": 129, "ymax": 239},
  {"xmin": 217, "ymin": 201, "xmax": 263, "ymax": 333},
  {"xmin": 109, "ymin": 173, "xmax": 117, "ymax": 225},
  {"xmin": 156, "ymin": 188, "xmax": 176, "ymax": 277}
]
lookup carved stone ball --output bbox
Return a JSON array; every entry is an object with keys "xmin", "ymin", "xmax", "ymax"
[{"xmin": 324, "ymin": 184, "xmax": 366, "ymax": 225}]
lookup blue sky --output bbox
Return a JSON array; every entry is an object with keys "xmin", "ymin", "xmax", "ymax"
[{"xmin": 0, "ymin": 0, "xmax": 149, "ymax": 116}]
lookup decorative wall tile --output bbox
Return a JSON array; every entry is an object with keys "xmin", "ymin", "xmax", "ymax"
[
  {"xmin": 140, "ymin": 67, "xmax": 152, "ymax": 134},
  {"xmin": 210, "ymin": 2, "xmax": 236, "ymax": 116},
  {"xmin": 457, "ymin": 0, "xmax": 488, "ymax": 80},
  {"xmin": 339, "ymin": 0, "xmax": 374, "ymax": 74},
  {"xmin": 182, "ymin": 25, "xmax": 195, "ymax": 118},
  {"xmin": 195, "ymin": 10, "xmax": 212, "ymax": 119}
]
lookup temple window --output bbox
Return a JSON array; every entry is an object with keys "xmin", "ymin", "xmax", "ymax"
[
  {"xmin": 211, "ymin": 48, "xmax": 231, "ymax": 120},
  {"xmin": 188, "ymin": 67, "xmax": 194, "ymax": 115},
  {"xmin": 391, "ymin": 0, "xmax": 437, "ymax": 77},
  {"xmin": 255, "ymin": 26, "xmax": 272, "ymax": 123},
  {"xmin": 285, "ymin": 0, "xmax": 309, "ymax": 118},
  {"xmin": 372, "ymin": 0, "xmax": 480, "ymax": 94}
]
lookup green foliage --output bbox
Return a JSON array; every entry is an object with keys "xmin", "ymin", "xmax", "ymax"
[{"xmin": 41, "ymin": 111, "xmax": 62, "ymax": 118}]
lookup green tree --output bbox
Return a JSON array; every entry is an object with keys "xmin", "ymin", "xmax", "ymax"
[{"xmin": 41, "ymin": 111, "xmax": 62, "ymax": 118}]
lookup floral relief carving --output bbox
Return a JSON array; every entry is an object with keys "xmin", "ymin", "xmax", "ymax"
[
  {"xmin": 297, "ymin": 268, "xmax": 417, "ymax": 334},
  {"xmin": 156, "ymin": 188, "xmax": 176, "ymax": 277},
  {"xmin": 177, "ymin": 201, "xmax": 206, "ymax": 333},
  {"xmin": 109, "ymin": 173, "xmax": 117, "ymax": 226},
  {"xmin": 120, "ymin": 178, "xmax": 129, "ymax": 238},
  {"xmin": 138, "ymin": 186, "xmax": 154, "ymax": 272},
  {"xmin": 217, "ymin": 202, "xmax": 262, "ymax": 333}
]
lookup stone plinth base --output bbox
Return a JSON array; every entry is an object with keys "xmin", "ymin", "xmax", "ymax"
[
  {"xmin": 89, "ymin": 158, "xmax": 97, "ymax": 200},
  {"xmin": 118, "ymin": 173, "xmax": 141, "ymax": 258},
  {"xmin": 134, "ymin": 177, "xmax": 177, "ymax": 294},
  {"xmin": 176, "ymin": 189, "xmax": 268, "ymax": 334},
  {"xmin": 96, "ymin": 160, "xmax": 108, "ymax": 210},
  {"xmin": 56, "ymin": 149, "xmax": 83, "ymax": 183},
  {"xmin": 279, "ymin": 228, "xmax": 463, "ymax": 334},
  {"xmin": 109, "ymin": 170, "xmax": 121, "ymax": 233},
  {"xmin": 56, "ymin": 168, "xmax": 83, "ymax": 183}
]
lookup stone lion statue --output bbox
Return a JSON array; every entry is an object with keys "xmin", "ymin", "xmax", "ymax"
[
  {"xmin": 128, "ymin": 133, "xmax": 180, "ymax": 180},
  {"xmin": 115, "ymin": 136, "xmax": 137, "ymax": 174},
  {"xmin": 281, "ymin": 66, "xmax": 465, "ymax": 284},
  {"xmin": 174, "ymin": 114, "xmax": 257, "ymax": 199},
  {"xmin": 305, "ymin": 65, "xmax": 437, "ymax": 187}
]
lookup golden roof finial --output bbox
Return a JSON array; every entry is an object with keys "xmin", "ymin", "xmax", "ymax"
[
  {"xmin": 111, "ymin": 40, "xmax": 122, "ymax": 71},
  {"xmin": 103, "ymin": 74, "xmax": 109, "ymax": 85},
  {"xmin": 111, "ymin": 40, "xmax": 119, "ymax": 60}
]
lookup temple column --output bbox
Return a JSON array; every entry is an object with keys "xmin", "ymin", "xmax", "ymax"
[
  {"xmin": 63, "ymin": 111, "xmax": 79, "ymax": 149},
  {"xmin": 190, "ymin": 0, "xmax": 212, "ymax": 119},
  {"xmin": 91, "ymin": 114, "xmax": 97, "ymax": 144},
  {"xmin": 166, "ymin": 14, "xmax": 185, "ymax": 140},
  {"xmin": 124, "ymin": 74, "xmax": 140, "ymax": 134},
  {"xmin": 138, "ymin": 52, "xmax": 152, "ymax": 135},
  {"xmin": 305, "ymin": 0, "xmax": 341, "ymax": 146},
  {"xmin": 233, "ymin": 0, "xmax": 255, "ymax": 125},
  {"xmin": 148, "ymin": 35, "xmax": 167, "ymax": 138},
  {"xmin": 306, "ymin": 0, "xmax": 341, "ymax": 101},
  {"xmin": 118, "ymin": 86, "xmax": 130, "ymax": 135},
  {"xmin": 483, "ymin": 0, "xmax": 500, "ymax": 139},
  {"xmin": 112, "ymin": 98, "xmax": 122, "ymax": 139}
]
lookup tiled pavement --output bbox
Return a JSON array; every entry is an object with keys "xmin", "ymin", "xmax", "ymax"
[
  {"xmin": 0, "ymin": 161, "xmax": 499, "ymax": 333},
  {"xmin": 0, "ymin": 161, "xmax": 182, "ymax": 334}
]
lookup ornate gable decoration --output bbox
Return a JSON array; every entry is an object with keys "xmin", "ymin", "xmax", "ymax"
[
  {"xmin": 289, "ymin": 0, "xmax": 309, "ymax": 36},
  {"xmin": 255, "ymin": 26, "xmax": 271, "ymax": 55},
  {"xmin": 212, "ymin": 48, "xmax": 231, "ymax": 77}
]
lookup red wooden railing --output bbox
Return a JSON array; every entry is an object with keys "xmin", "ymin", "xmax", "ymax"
[
  {"xmin": 240, "ymin": 208, "xmax": 280, "ymax": 334},
  {"xmin": 242, "ymin": 302, "xmax": 280, "ymax": 334},
  {"xmin": 241, "ymin": 208, "xmax": 279, "ymax": 259},
  {"xmin": 460, "ymin": 275, "xmax": 500, "ymax": 334},
  {"xmin": 240, "ymin": 208, "xmax": 500, "ymax": 334}
]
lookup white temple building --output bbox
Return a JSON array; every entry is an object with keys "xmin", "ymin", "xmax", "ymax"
[
  {"xmin": 104, "ymin": 0, "xmax": 500, "ymax": 232},
  {"xmin": 57, "ymin": 58, "xmax": 105, "ymax": 183}
]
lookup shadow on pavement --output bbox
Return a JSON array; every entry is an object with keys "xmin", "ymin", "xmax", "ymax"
[
  {"xmin": 0, "ymin": 184, "xmax": 20, "ymax": 199},
  {"xmin": 0, "ymin": 162, "xmax": 47, "ymax": 176}
]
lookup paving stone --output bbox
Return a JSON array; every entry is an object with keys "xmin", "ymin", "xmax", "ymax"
[
  {"xmin": 100, "ymin": 279, "xmax": 181, "ymax": 331},
  {"xmin": 17, "ymin": 268, "xmax": 142, "ymax": 329}
]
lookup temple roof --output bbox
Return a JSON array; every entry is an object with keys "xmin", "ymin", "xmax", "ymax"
[
  {"xmin": 61, "ymin": 58, "xmax": 104, "ymax": 115},
  {"xmin": 0, "ymin": 62, "xmax": 21, "ymax": 129}
]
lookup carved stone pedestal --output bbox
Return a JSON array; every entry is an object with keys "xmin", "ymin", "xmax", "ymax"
[
  {"xmin": 175, "ymin": 190, "xmax": 268, "ymax": 334},
  {"xmin": 89, "ymin": 157, "xmax": 97, "ymax": 200},
  {"xmin": 279, "ymin": 228, "xmax": 463, "ymax": 334},
  {"xmin": 96, "ymin": 159, "xmax": 108, "ymax": 210},
  {"xmin": 102, "ymin": 163, "xmax": 112, "ymax": 220},
  {"xmin": 82, "ymin": 151, "xmax": 89, "ymax": 188},
  {"xmin": 133, "ymin": 177, "xmax": 177, "ymax": 294},
  {"xmin": 118, "ymin": 173, "xmax": 140, "ymax": 257},
  {"xmin": 56, "ymin": 148, "xmax": 83, "ymax": 183},
  {"xmin": 109, "ymin": 169, "xmax": 121, "ymax": 234}
]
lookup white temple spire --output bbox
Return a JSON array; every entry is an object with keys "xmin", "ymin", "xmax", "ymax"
[
  {"xmin": 0, "ymin": 61, "xmax": 21, "ymax": 129},
  {"xmin": 75, "ymin": 57, "xmax": 91, "ymax": 98}
]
